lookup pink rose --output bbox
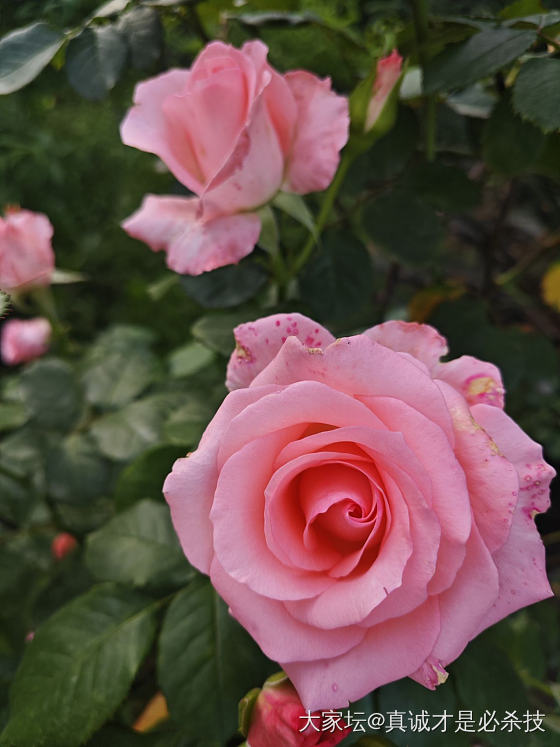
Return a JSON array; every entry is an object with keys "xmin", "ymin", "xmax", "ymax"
[
  {"xmin": 365, "ymin": 50, "xmax": 403, "ymax": 132},
  {"xmin": 0, "ymin": 208, "xmax": 55, "ymax": 292},
  {"xmin": 120, "ymin": 42, "xmax": 349, "ymax": 275},
  {"xmin": 164, "ymin": 314, "xmax": 554, "ymax": 711},
  {"xmin": 1, "ymin": 317, "xmax": 51, "ymax": 365},
  {"xmin": 247, "ymin": 676, "xmax": 350, "ymax": 747}
]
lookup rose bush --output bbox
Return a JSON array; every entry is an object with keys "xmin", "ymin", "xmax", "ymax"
[
  {"xmin": 1, "ymin": 317, "xmax": 51, "ymax": 365},
  {"xmin": 164, "ymin": 313, "xmax": 554, "ymax": 711},
  {"xmin": 0, "ymin": 208, "xmax": 54, "ymax": 292},
  {"xmin": 120, "ymin": 41, "xmax": 348, "ymax": 275}
]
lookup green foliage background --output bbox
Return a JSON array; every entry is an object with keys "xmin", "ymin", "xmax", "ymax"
[{"xmin": 0, "ymin": 0, "xmax": 559, "ymax": 745}]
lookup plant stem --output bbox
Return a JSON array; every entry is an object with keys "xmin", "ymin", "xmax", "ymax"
[
  {"xmin": 292, "ymin": 150, "xmax": 355, "ymax": 276},
  {"xmin": 411, "ymin": 0, "xmax": 436, "ymax": 161},
  {"xmin": 30, "ymin": 286, "xmax": 74, "ymax": 353}
]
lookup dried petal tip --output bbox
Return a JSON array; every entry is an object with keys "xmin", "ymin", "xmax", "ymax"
[{"xmin": 413, "ymin": 657, "xmax": 449, "ymax": 690}]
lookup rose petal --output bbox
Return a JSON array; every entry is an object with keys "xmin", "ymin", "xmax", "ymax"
[
  {"xmin": 285, "ymin": 597, "xmax": 440, "ymax": 711},
  {"xmin": 364, "ymin": 395, "xmax": 471, "ymax": 594},
  {"xmin": 226, "ymin": 313, "xmax": 334, "ymax": 391},
  {"xmin": 282, "ymin": 71, "xmax": 349, "ymax": 194},
  {"xmin": 1, "ymin": 318, "xmax": 51, "ymax": 365},
  {"xmin": 122, "ymin": 194, "xmax": 261, "ymax": 275},
  {"xmin": 203, "ymin": 94, "xmax": 285, "ymax": 213},
  {"xmin": 119, "ymin": 69, "xmax": 205, "ymax": 193},
  {"xmin": 162, "ymin": 65, "xmax": 250, "ymax": 184},
  {"xmin": 252, "ymin": 336, "xmax": 455, "ymax": 443},
  {"xmin": 217, "ymin": 381, "xmax": 383, "ymax": 470},
  {"xmin": 0, "ymin": 210, "xmax": 55, "ymax": 291},
  {"xmin": 363, "ymin": 320, "xmax": 448, "ymax": 371},
  {"xmin": 437, "ymin": 382, "xmax": 518, "ymax": 554},
  {"xmin": 211, "ymin": 431, "xmax": 335, "ymax": 600},
  {"xmin": 435, "ymin": 355, "xmax": 505, "ymax": 408},
  {"xmin": 163, "ymin": 384, "xmax": 280, "ymax": 573},
  {"xmin": 210, "ymin": 558, "xmax": 366, "ymax": 664},
  {"xmin": 469, "ymin": 404, "xmax": 554, "ymax": 631},
  {"xmin": 264, "ymin": 452, "xmax": 380, "ymax": 573},
  {"xmin": 416, "ymin": 525, "xmax": 499, "ymax": 672},
  {"xmin": 285, "ymin": 431, "xmax": 440, "ymax": 629}
]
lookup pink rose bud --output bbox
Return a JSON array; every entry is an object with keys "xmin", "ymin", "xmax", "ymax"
[
  {"xmin": 120, "ymin": 41, "xmax": 349, "ymax": 276},
  {"xmin": 1, "ymin": 317, "xmax": 51, "ymax": 365},
  {"xmin": 247, "ymin": 677, "xmax": 350, "ymax": 747},
  {"xmin": 165, "ymin": 314, "xmax": 554, "ymax": 713},
  {"xmin": 51, "ymin": 532, "xmax": 78, "ymax": 561},
  {"xmin": 365, "ymin": 50, "xmax": 403, "ymax": 132},
  {"xmin": 0, "ymin": 207, "xmax": 55, "ymax": 292},
  {"xmin": 25, "ymin": 631, "xmax": 35, "ymax": 643}
]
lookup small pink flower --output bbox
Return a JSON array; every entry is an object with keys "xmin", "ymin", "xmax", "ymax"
[
  {"xmin": 51, "ymin": 532, "xmax": 78, "ymax": 561},
  {"xmin": 120, "ymin": 41, "xmax": 349, "ymax": 275},
  {"xmin": 0, "ymin": 207, "xmax": 55, "ymax": 292},
  {"xmin": 365, "ymin": 50, "xmax": 403, "ymax": 132},
  {"xmin": 1, "ymin": 318, "xmax": 51, "ymax": 365},
  {"xmin": 248, "ymin": 678, "xmax": 350, "ymax": 747}
]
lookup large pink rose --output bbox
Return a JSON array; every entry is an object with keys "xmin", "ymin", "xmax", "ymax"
[
  {"xmin": 164, "ymin": 314, "xmax": 554, "ymax": 711},
  {"xmin": 1, "ymin": 317, "xmax": 51, "ymax": 365},
  {"xmin": 0, "ymin": 208, "xmax": 55, "ymax": 292},
  {"xmin": 120, "ymin": 42, "xmax": 349, "ymax": 275}
]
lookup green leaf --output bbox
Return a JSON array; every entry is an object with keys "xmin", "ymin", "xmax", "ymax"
[
  {"xmin": 180, "ymin": 260, "xmax": 267, "ymax": 309},
  {"xmin": 66, "ymin": 26, "xmax": 127, "ymax": 101},
  {"xmin": 377, "ymin": 678, "xmax": 467, "ymax": 746},
  {"xmin": 20, "ymin": 359, "xmax": 82, "ymax": 431},
  {"xmin": 90, "ymin": 393, "xmax": 182, "ymax": 461},
  {"xmin": 300, "ymin": 230, "xmax": 373, "ymax": 323},
  {"xmin": 0, "ymin": 584, "xmax": 158, "ymax": 747},
  {"xmin": 513, "ymin": 57, "xmax": 560, "ymax": 133},
  {"xmin": 504, "ymin": 11, "xmax": 560, "ymax": 28},
  {"xmin": 362, "ymin": 190, "xmax": 443, "ymax": 267},
  {"xmin": 46, "ymin": 434, "xmax": 112, "ymax": 505},
  {"xmin": 82, "ymin": 325, "xmax": 162, "ymax": 410},
  {"xmin": 117, "ymin": 7, "xmax": 162, "ymax": 70},
  {"xmin": 0, "ymin": 470, "xmax": 30, "ymax": 526},
  {"xmin": 447, "ymin": 83, "xmax": 497, "ymax": 119},
  {"xmin": 115, "ymin": 444, "xmax": 187, "ymax": 511},
  {"xmin": 168, "ymin": 341, "xmax": 215, "ymax": 379},
  {"xmin": 0, "ymin": 429, "xmax": 45, "ymax": 518},
  {"xmin": 0, "ymin": 22, "xmax": 65, "ymax": 95},
  {"xmin": 483, "ymin": 97, "xmax": 545, "ymax": 174},
  {"xmin": 89, "ymin": 0, "xmax": 131, "ymax": 20},
  {"xmin": 158, "ymin": 576, "xmax": 273, "ymax": 744},
  {"xmin": 86, "ymin": 499, "xmax": 191, "ymax": 588},
  {"xmin": 500, "ymin": 0, "xmax": 546, "ymax": 19},
  {"xmin": 272, "ymin": 192, "xmax": 317, "ymax": 239},
  {"xmin": 451, "ymin": 629, "xmax": 530, "ymax": 746},
  {"xmin": 424, "ymin": 29, "xmax": 537, "ymax": 93},
  {"xmin": 191, "ymin": 312, "xmax": 251, "ymax": 356},
  {"xmin": 163, "ymin": 398, "xmax": 212, "ymax": 447},
  {"xmin": 0, "ymin": 401, "xmax": 27, "ymax": 432}
]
